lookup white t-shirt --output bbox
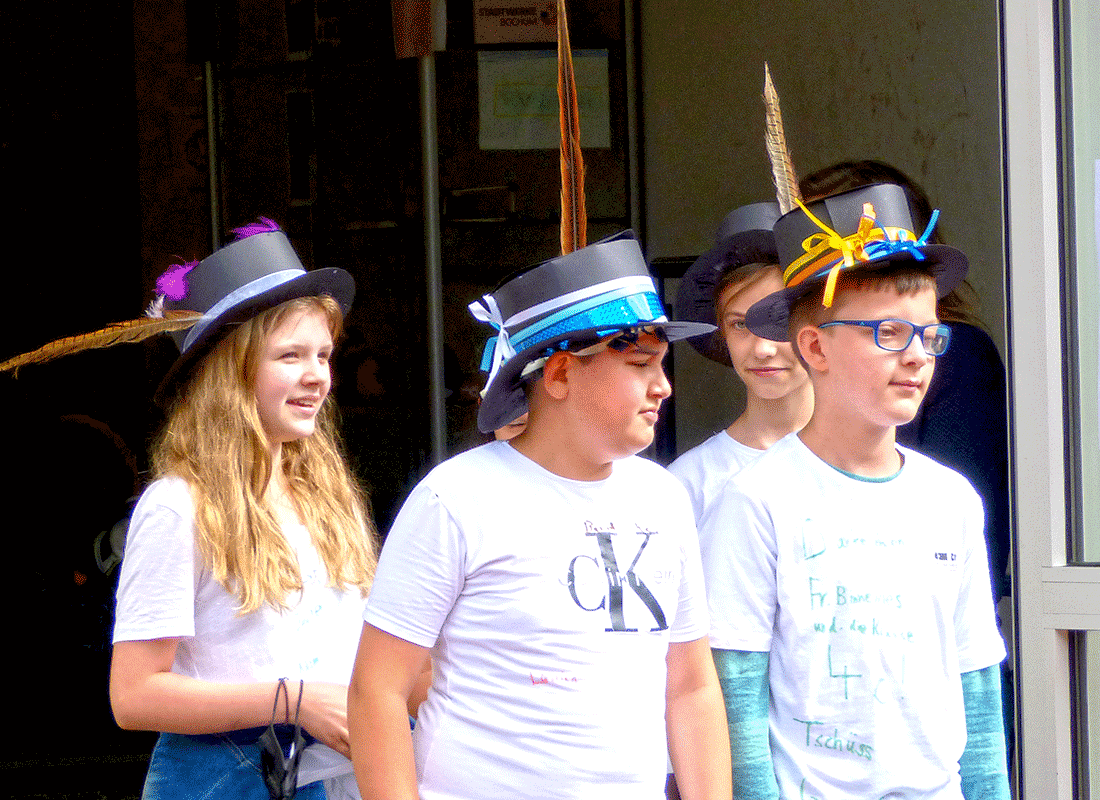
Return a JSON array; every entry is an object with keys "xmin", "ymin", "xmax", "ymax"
[
  {"xmin": 668, "ymin": 430, "xmax": 764, "ymax": 524},
  {"xmin": 364, "ymin": 440, "xmax": 709, "ymax": 800},
  {"xmin": 700, "ymin": 433, "xmax": 1006, "ymax": 800},
  {"xmin": 113, "ymin": 477, "xmax": 368, "ymax": 788}
]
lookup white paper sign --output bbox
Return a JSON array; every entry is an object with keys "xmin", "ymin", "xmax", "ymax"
[
  {"xmin": 478, "ymin": 50, "xmax": 610, "ymax": 150},
  {"xmin": 474, "ymin": 1, "xmax": 557, "ymax": 44}
]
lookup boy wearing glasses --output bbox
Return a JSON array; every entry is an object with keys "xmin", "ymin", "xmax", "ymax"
[{"xmin": 699, "ymin": 184, "xmax": 1009, "ymax": 799}]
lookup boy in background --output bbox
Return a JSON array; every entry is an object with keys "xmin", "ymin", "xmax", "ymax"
[
  {"xmin": 348, "ymin": 232, "xmax": 731, "ymax": 800},
  {"xmin": 700, "ymin": 184, "xmax": 1008, "ymax": 799}
]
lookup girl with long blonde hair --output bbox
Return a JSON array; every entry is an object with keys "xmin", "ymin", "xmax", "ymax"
[{"xmin": 108, "ymin": 221, "xmax": 378, "ymax": 799}]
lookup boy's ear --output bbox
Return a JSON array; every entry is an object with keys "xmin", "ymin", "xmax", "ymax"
[
  {"xmin": 540, "ymin": 351, "xmax": 573, "ymax": 400},
  {"xmin": 796, "ymin": 325, "xmax": 829, "ymax": 373}
]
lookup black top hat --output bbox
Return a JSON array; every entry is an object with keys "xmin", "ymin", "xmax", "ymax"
[
  {"xmin": 676, "ymin": 202, "xmax": 782, "ymax": 366},
  {"xmin": 155, "ymin": 226, "xmax": 354, "ymax": 403},
  {"xmin": 0, "ymin": 221, "xmax": 354, "ymax": 395},
  {"xmin": 469, "ymin": 231, "xmax": 714, "ymax": 433},
  {"xmin": 745, "ymin": 183, "xmax": 968, "ymax": 341}
]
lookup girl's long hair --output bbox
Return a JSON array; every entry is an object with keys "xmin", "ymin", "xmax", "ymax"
[{"xmin": 152, "ymin": 295, "xmax": 378, "ymax": 613}]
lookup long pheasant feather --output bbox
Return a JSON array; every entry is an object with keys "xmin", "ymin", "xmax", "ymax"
[
  {"xmin": 557, "ymin": 0, "xmax": 586, "ymax": 254},
  {"xmin": 0, "ymin": 311, "xmax": 201, "ymax": 375},
  {"xmin": 763, "ymin": 63, "xmax": 801, "ymax": 214}
]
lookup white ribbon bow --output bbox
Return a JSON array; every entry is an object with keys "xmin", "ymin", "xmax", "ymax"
[{"xmin": 468, "ymin": 293, "xmax": 515, "ymax": 387}]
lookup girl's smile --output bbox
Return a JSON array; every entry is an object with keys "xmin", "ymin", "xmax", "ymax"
[{"xmin": 253, "ymin": 307, "xmax": 333, "ymax": 450}]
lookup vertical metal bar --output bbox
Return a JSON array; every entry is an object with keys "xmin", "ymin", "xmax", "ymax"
[
  {"xmin": 622, "ymin": 0, "xmax": 642, "ymax": 239},
  {"xmin": 421, "ymin": 52, "xmax": 446, "ymax": 465},
  {"xmin": 204, "ymin": 59, "xmax": 221, "ymax": 250}
]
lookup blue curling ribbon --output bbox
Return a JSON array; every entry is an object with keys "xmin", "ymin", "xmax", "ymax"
[
  {"xmin": 861, "ymin": 208, "xmax": 941, "ymax": 263},
  {"xmin": 921, "ymin": 209, "xmax": 941, "ymax": 242},
  {"xmin": 862, "ymin": 238, "xmax": 927, "ymax": 262},
  {"xmin": 479, "ymin": 336, "xmax": 498, "ymax": 372}
]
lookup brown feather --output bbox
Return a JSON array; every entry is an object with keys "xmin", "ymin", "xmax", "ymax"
[
  {"xmin": 763, "ymin": 63, "xmax": 802, "ymax": 215},
  {"xmin": 557, "ymin": 0, "xmax": 586, "ymax": 254},
  {"xmin": 0, "ymin": 311, "xmax": 202, "ymax": 375}
]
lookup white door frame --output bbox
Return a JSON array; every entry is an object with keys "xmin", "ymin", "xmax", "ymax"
[{"xmin": 1004, "ymin": 0, "xmax": 1100, "ymax": 795}]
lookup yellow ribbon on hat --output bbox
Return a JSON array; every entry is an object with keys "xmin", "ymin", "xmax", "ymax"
[{"xmin": 784, "ymin": 199, "xmax": 912, "ymax": 308}]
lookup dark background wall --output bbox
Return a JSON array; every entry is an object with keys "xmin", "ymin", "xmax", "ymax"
[
  {"xmin": 3, "ymin": 1, "xmax": 155, "ymax": 795},
  {"xmin": 1, "ymin": 2, "xmax": 627, "ymax": 795}
]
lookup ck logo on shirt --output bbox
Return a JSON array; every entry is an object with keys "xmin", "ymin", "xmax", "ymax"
[{"xmin": 566, "ymin": 521, "xmax": 669, "ymax": 632}]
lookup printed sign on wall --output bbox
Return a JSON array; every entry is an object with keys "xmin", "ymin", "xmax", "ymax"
[
  {"xmin": 474, "ymin": 1, "xmax": 557, "ymax": 44},
  {"xmin": 478, "ymin": 50, "xmax": 610, "ymax": 150}
]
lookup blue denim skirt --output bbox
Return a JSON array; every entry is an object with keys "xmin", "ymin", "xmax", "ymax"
[{"xmin": 142, "ymin": 728, "xmax": 326, "ymax": 800}]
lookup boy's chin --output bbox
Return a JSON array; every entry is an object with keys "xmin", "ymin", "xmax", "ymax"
[
  {"xmin": 884, "ymin": 404, "xmax": 924, "ymax": 428},
  {"xmin": 611, "ymin": 430, "xmax": 657, "ymax": 460}
]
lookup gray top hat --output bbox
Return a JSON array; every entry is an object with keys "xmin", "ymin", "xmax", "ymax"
[
  {"xmin": 155, "ymin": 226, "xmax": 354, "ymax": 403},
  {"xmin": 470, "ymin": 230, "xmax": 714, "ymax": 433},
  {"xmin": 676, "ymin": 202, "xmax": 782, "ymax": 366},
  {"xmin": 745, "ymin": 183, "xmax": 968, "ymax": 341}
]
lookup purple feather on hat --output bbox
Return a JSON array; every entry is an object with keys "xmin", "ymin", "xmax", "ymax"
[
  {"xmin": 232, "ymin": 217, "xmax": 281, "ymax": 240},
  {"xmin": 155, "ymin": 260, "xmax": 199, "ymax": 302}
]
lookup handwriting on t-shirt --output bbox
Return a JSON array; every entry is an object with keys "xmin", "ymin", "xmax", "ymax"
[
  {"xmin": 792, "ymin": 718, "xmax": 875, "ymax": 761},
  {"xmin": 530, "ymin": 672, "xmax": 578, "ymax": 685},
  {"xmin": 802, "ymin": 529, "xmax": 915, "ymax": 703}
]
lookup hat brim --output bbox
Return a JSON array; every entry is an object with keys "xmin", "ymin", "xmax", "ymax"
[
  {"xmin": 677, "ymin": 229, "xmax": 779, "ymax": 366},
  {"xmin": 745, "ymin": 244, "xmax": 968, "ymax": 341},
  {"xmin": 154, "ymin": 267, "xmax": 355, "ymax": 406},
  {"xmin": 476, "ymin": 319, "xmax": 712, "ymax": 433}
]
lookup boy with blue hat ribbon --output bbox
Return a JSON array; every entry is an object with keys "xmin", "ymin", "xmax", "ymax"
[
  {"xmin": 699, "ymin": 184, "xmax": 1009, "ymax": 799},
  {"xmin": 348, "ymin": 231, "xmax": 732, "ymax": 800}
]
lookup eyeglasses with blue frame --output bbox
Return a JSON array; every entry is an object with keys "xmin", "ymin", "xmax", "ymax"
[{"xmin": 817, "ymin": 318, "xmax": 952, "ymax": 356}]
